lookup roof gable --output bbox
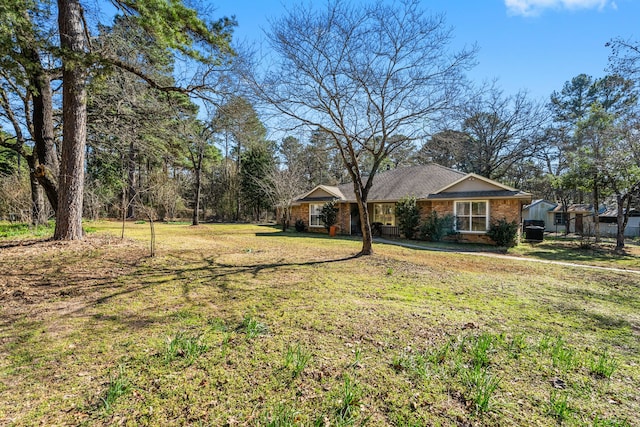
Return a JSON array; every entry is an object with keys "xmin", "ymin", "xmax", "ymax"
[
  {"xmin": 435, "ymin": 173, "xmax": 516, "ymax": 194},
  {"xmin": 298, "ymin": 185, "xmax": 345, "ymax": 201},
  {"xmin": 524, "ymin": 199, "xmax": 557, "ymax": 210}
]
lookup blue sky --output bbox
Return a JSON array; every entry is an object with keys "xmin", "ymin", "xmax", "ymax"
[{"xmin": 213, "ymin": 0, "xmax": 639, "ymax": 102}]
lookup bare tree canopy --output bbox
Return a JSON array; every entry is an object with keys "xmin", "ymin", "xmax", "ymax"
[
  {"xmin": 254, "ymin": 0, "xmax": 476, "ymax": 255},
  {"xmin": 457, "ymin": 84, "xmax": 548, "ymax": 181},
  {"xmin": 607, "ymin": 38, "xmax": 640, "ymax": 85}
]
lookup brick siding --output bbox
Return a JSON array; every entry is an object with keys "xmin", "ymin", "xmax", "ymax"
[
  {"xmin": 294, "ymin": 198, "xmax": 524, "ymax": 243},
  {"xmin": 290, "ymin": 202, "xmax": 350, "ymax": 235}
]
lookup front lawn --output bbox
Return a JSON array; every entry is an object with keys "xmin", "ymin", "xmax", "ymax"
[
  {"xmin": 511, "ymin": 236, "xmax": 640, "ymax": 270},
  {"xmin": 1, "ymin": 222, "xmax": 638, "ymax": 426}
]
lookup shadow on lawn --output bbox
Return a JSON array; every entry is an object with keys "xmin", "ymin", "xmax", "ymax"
[
  {"xmin": 91, "ymin": 253, "xmax": 360, "ymax": 307},
  {"xmin": 0, "ymin": 237, "xmax": 52, "ymax": 249},
  {"xmin": 519, "ymin": 239, "xmax": 639, "ymax": 263},
  {"xmin": 551, "ymin": 301, "xmax": 637, "ymax": 353},
  {"xmin": 254, "ymin": 230, "xmax": 358, "ymax": 241}
]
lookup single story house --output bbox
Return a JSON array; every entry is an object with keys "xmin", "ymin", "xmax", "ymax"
[
  {"xmin": 598, "ymin": 208, "xmax": 640, "ymax": 237},
  {"xmin": 548, "ymin": 204, "xmax": 595, "ymax": 234},
  {"xmin": 289, "ymin": 164, "xmax": 532, "ymax": 244}
]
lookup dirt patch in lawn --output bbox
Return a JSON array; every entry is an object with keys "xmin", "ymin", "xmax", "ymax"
[{"xmin": 0, "ymin": 235, "xmax": 147, "ymax": 327}]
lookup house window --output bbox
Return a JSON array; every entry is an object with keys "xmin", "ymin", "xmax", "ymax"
[
  {"xmin": 309, "ymin": 203, "xmax": 323, "ymax": 227},
  {"xmin": 373, "ymin": 203, "xmax": 395, "ymax": 226},
  {"xmin": 455, "ymin": 201, "xmax": 488, "ymax": 232},
  {"xmin": 554, "ymin": 212, "xmax": 568, "ymax": 225}
]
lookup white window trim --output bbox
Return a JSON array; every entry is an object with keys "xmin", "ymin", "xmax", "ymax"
[
  {"xmin": 454, "ymin": 200, "xmax": 489, "ymax": 233},
  {"xmin": 309, "ymin": 203, "xmax": 324, "ymax": 228}
]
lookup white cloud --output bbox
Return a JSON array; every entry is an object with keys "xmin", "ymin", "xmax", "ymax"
[{"xmin": 505, "ymin": 0, "xmax": 611, "ymax": 16}]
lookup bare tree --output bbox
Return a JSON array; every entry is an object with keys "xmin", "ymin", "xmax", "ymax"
[
  {"xmin": 416, "ymin": 130, "xmax": 469, "ymax": 167},
  {"xmin": 256, "ymin": 163, "xmax": 307, "ymax": 231},
  {"xmin": 253, "ymin": 0, "xmax": 475, "ymax": 255},
  {"xmin": 0, "ymin": 173, "xmax": 32, "ymax": 222},
  {"xmin": 607, "ymin": 38, "xmax": 640, "ymax": 87},
  {"xmin": 181, "ymin": 120, "xmax": 217, "ymax": 226},
  {"xmin": 421, "ymin": 83, "xmax": 548, "ymax": 182},
  {"xmin": 457, "ymin": 86, "xmax": 548, "ymax": 181}
]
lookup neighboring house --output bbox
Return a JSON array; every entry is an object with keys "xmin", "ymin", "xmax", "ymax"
[
  {"xmin": 523, "ymin": 199, "xmax": 557, "ymax": 230},
  {"xmin": 548, "ymin": 204, "xmax": 595, "ymax": 234},
  {"xmin": 598, "ymin": 208, "xmax": 640, "ymax": 237},
  {"xmin": 289, "ymin": 164, "xmax": 532, "ymax": 244}
]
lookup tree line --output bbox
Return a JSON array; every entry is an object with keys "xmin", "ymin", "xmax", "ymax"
[{"xmin": 1, "ymin": 0, "xmax": 639, "ymax": 254}]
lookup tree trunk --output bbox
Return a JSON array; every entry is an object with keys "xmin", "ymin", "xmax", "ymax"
[
  {"xmin": 282, "ymin": 207, "xmax": 289, "ymax": 231},
  {"xmin": 27, "ymin": 156, "xmax": 48, "ymax": 225},
  {"xmin": 358, "ymin": 200, "xmax": 373, "ymax": 255},
  {"xmin": 235, "ymin": 140, "xmax": 241, "ymax": 221},
  {"xmin": 32, "ymin": 69, "xmax": 60, "ymax": 212},
  {"xmin": 121, "ymin": 186, "xmax": 127, "ymax": 239},
  {"xmin": 192, "ymin": 152, "xmax": 202, "ymax": 226},
  {"xmin": 34, "ymin": 163, "xmax": 59, "ymax": 213},
  {"xmin": 54, "ymin": 0, "xmax": 87, "ymax": 241},
  {"xmin": 32, "ymin": 69, "xmax": 59, "ymax": 165},
  {"xmin": 17, "ymin": 12, "xmax": 60, "ymax": 212},
  {"xmin": 614, "ymin": 193, "xmax": 632, "ymax": 252},
  {"xmin": 127, "ymin": 140, "xmax": 136, "ymax": 218},
  {"xmin": 355, "ymin": 195, "xmax": 373, "ymax": 255},
  {"xmin": 592, "ymin": 181, "xmax": 600, "ymax": 242},
  {"xmin": 615, "ymin": 198, "xmax": 625, "ymax": 252},
  {"xmin": 29, "ymin": 176, "xmax": 46, "ymax": 225}
]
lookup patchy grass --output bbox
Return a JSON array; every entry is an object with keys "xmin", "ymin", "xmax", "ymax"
[
  {"xmin": 379, "ymin": 233, "xmax": 640, "ymax": 271},
  {"xmin": 0, "ymin": 221, "xmax": 638, "ymax": 426},
  {"xmin": 0, "ymin": 220, "xmax": 54, "ymax": 239},
  {"xmin": 511, "ymin": 237, "xmax": 640, "ymax": 270}
]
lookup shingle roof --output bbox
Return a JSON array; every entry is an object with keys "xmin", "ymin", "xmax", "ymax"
[
  {"xmin": 523, "ymin": 199, "xmax": 557, "ymax": 210},
  {"xmin": 427, "ymin": 190, "xmax": 531, "ymax": 200},
  {"xmin": 295, "ymin": 164, "xmax": 532, "ymax": 204},
  {"xmin": 334, "ymin": 164, "xmax": 466, "ymax": 202},
  {"xmin": 551, "ymin": 204, "xmax": 594, "ymax": 213},
  {"xmin": 598, "ymin": 207, "xmax": 640, "ymax": 217}
]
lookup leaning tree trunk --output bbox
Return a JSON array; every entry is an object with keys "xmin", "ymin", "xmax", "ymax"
[
  {"xmin": 31, "ymin": 64, "xmax": 59, "ymax": 212},
  {"xmin": 17, "ymin": 13, "xmax": 59, "ymax": 213},
  {"xmin": 54, "ymin": 0, "xmax": 87, "ymax": 241}
]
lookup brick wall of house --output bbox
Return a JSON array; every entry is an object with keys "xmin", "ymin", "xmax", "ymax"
[
  {"xmin": 293, "ymin": 198, "xmax": 524, "ymax": 242},
  {"xmin": 417, "ymin": 199, "xmax": 524, "ymax": 244},
  {"xmin": 290, "ymin": 204, "xmax": 309, "ymax": 229},
  {"xmin": 337, "ymin": 203, "xmax": 350, "ymax": 234},
  {"xmin": 490, "ymin": 199, "xmax": 521, "ymax": 224},
  {"xmin": 430, "ymin": 200, "xmax": 453, "ymax": 216},
  {"xmin": 490, "ymin": 198, "xmax": 524, "ymax": 243},
  {"xmin": 417, "ymin": 200, "xmax": 432, "ymax": 216},
  {"xmin": 290, "ymin": 202, "xmax": 351, "ymax": 235}
]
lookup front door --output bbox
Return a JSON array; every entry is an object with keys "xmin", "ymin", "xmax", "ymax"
[
  {"xmin": 350, "ymin": 204, "xmax": 361, "ymax": 235},
  {"xmin": 575, "ymin": 214, "xmax": 583, "ymax": 234}
]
